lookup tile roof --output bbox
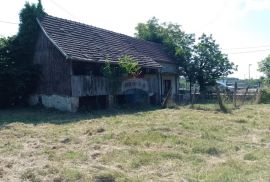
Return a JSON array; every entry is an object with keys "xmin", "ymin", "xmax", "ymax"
[{"xmin": 38, "ymin": 15, "xmax": 176, "ymax": 68}]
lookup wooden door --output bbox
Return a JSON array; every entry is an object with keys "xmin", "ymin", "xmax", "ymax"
[{"xmin": 164, "ymin": 80, "xmax": 171, "ymax": 94}]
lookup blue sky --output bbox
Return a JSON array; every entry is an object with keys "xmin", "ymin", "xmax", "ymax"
[
  {"xmin": 240, "ymin": 10, "xmax": 270, "ymax": 40},
  {"xmin": 1, "ymin": 0, "xmax": 270, "ymax": 79}
]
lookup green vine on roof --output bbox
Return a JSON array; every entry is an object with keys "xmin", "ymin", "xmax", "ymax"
[
  {"xmin": 102, "ymin": 55, "xmax": 141, "ymax": 96},
  {"xmin": 118, "ymin": 55, "xmax": 141, "ymax": 77}
]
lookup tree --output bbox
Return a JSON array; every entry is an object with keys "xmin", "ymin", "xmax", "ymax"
[
  {"xmin": 258, "ymin": 55, "xmax": 270, "ymax": 84},
  {"xmin": 0, "ymin": 37, "xmax": 17, "ymax": 106},
  {"xmin": 0, "ymin": 1, "xmax": 45, "ymax": 107},
  {"xmin": 135, "ymin": 18, "xmax": 236, "ymax": 93},
  {"xmin": 135, "ymin": 17, "xmax": 196, "ymax": 86},
  {"xmin": 193, "ymin": 34, "xmax": 236, "ymax": 92},
  {"xmin": 135, "ymin": 17, "xmax": 164, "ymax": 44},
  {"xmin": 13, "ymin": 0, "xmax": 46, "ymax": 66}
]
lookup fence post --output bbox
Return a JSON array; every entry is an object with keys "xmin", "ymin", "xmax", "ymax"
[
  {"xmin": 189, "ymin": 83, "xmax": 192, "ymax": 103},
  {"xmin": 215, "ymin": 85, "xmax": 227, "ymax": 112},
  {"xmin": 255, "ymin": 88, "xmax": 262, "ymax": 104},
  {"xmin": 241, "ymin": 86, "xmax": 249, "ymax": 105},
  {"xmin": 233, "ymin": 82, "xmax": 237, "ymax": 108},
  {"xmin": 191, "ymin": 88, "xmax": 196, "ymax": 107}
]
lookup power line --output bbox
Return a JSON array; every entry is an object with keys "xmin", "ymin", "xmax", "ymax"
[
  {"xmin": 222, "ymin": 45, "xmax": 270, "ymax": 51},
  {"xmin": 0, "ymin": 20, "xmax": 18, "ymax": 25},
  {"xmin": 227, "ymin": 48, "xmax": 270, "ymax": 54},
  {"xmin": 48, "ymin": 0, "xmax": 77, "ymax": 20}
]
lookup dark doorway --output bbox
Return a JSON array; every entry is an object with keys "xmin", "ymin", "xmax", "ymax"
[
  {"xmin": 117, "ymin": 89, "xmax": 148, "ymax": 105},
  {"xmin": 164, "ymin": 80, "xmax": 171, "ymax": 94},
  {"xmin": 79, "ymin": 96, "xmax": 107, "ymax": 110}
]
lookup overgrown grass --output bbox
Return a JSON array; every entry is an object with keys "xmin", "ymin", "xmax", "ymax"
[{"xmin": 0, "ymin": 104, "xmax": 270, "ymax": 181}]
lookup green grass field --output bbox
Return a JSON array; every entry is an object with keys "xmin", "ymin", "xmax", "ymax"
[{"xmin": 0, "ymin": 104, "xmax": 270, "ymax": 181}]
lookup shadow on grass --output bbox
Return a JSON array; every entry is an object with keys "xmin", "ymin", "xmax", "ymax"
[
  {"xmin": 0, "ymin": 105, "xmax": 159, "ymax": 127},
  {"xmin": 188, "ymin": 103, "xmax": 233, "ymax": 114}
]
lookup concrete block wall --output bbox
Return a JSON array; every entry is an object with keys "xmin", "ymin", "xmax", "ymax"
[{"xmin": 29, "ymin": 94, "xmax": 79, "ymax": 112}]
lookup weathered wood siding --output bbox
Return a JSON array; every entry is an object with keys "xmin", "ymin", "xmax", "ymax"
[
  {"xmin": 33, "ymin": 31, "xmax": 72, "ymax": 96},
  {"xmin": 144, "ymin": 74, "xmax": 159, "ymax": 94},
  {"xmin": 71, "ymin": 76, "xmax": 109, "ymax": 97},
  {"xmin": 71, "ymin": 74, "xmax": 159, "ymax": 97}
]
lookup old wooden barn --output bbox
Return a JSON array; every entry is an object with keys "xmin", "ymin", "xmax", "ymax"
[{"xmin": 30, "ymin": 15, "xmax": 179, "ymax": 112}]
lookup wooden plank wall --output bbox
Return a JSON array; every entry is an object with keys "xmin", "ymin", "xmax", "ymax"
[
  {"xmin": 71, "ymin": 76, "xmax": 109, "ymax": 97},
  {"xmin": 71, "ymin": 75, "xmax": 159, "ymax": 97},
  {"xmin": 33, "ymin": 32, "xmax": 72, "ymax": 96},
  {"xmin": 144, "ymin": 75, "xmax": 159, "ymax": 94}
]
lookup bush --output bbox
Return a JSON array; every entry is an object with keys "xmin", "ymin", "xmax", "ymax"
[
  {"xmin": 118, "ymin": 55, "xmax": 141, "ymax": 77},
  {"xmin": 256, "ymin": 88, "xmax": 270, "ymax": 104},
  {"xmin": 0, "ymin": 1, "xmax": 44, "ymax": 108},
  {"xmin": 0, "ymin": 52, "xmax": 40, "ymax": 107}
]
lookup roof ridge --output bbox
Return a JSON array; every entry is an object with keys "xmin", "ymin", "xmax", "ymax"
[{"xmin": 39, "ymin": 14, "xmax": 164, "ymax": 47}]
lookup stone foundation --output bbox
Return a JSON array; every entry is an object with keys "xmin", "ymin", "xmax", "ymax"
[{"xmin": 29, "ymin": 94, "xmax": 79, "ymax": 112}]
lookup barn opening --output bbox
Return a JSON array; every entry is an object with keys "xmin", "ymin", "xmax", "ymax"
[
  {"xmin": 117, "ymin": 89, "xmax": 149, "ymax": 105},
  {"xmin": 79, "ymin": 95, "xmax": 107, "ymax": 110}
]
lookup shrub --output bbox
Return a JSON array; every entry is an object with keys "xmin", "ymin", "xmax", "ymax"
[
  {"xmin": 118, "ymin": 55, "xmax": 141, "ymax": 77},
  {"xmin": 0, "ymin": 64, "xmax": 40, "ymax": 107},
  {"xmin": 256, "ymin": 88, "xmax": 270, "ymax": 104},
  {"xmin": 0, "ymin": 2, "xmax": 44, "ymax": 107}
]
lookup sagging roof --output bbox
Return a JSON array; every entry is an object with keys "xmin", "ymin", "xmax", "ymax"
[{"xmin": 37, "ymin": 15, "xmax": 176, "ymax": 68}]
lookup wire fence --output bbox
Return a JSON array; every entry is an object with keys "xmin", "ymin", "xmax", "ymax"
[{"xmin": 176, "ymin": 86, "xmax": 259, "ymax": 107}]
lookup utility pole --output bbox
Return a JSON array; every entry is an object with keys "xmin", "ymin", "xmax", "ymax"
[{"xmin": 248, "ymin": 64, "xmax": 252, "ymax": 80}]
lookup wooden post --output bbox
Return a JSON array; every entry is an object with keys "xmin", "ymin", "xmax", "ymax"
[
  {"xmin": 215, "ymin": 85, "xmax": 227, "ymax": 112},
  {"xmin": 161, "ymin": 87, "xmax": 172, "ymax": 108},
  {"xmin": 189, "ymin": 83, "xmax": 192, "ymax": 103},
  {"xmin": 191, "ymin": 88, "xmax": 197, "ymax": 107},
  {"xmin": 241, "ymin": 86, "xmax": 249, "ymax": 105},
  {"xmin": 108, "ymin": 95, "xmax": 114, "ymax": 108},
  {"xmin": 255, "ymin": 88, "xmax": 262, "ymax": 104},
  {"xmin": 233, "ymin": 82, "xmax": 237, "ymax": 108}
]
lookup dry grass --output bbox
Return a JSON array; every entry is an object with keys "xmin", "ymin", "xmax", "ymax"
[{"xmin": 0, "ymin": 105, "xmax": 270, "ymax": 181}]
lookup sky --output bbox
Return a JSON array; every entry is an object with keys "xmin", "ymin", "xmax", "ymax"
[{"xmin": 1, "ymin": 0, "xmax": 270, "ymax": 79}]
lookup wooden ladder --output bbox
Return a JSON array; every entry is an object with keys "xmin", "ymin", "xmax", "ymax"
[{"xmin": 161, "ymin": 87, "xmax": 172, "ymax": 108}]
